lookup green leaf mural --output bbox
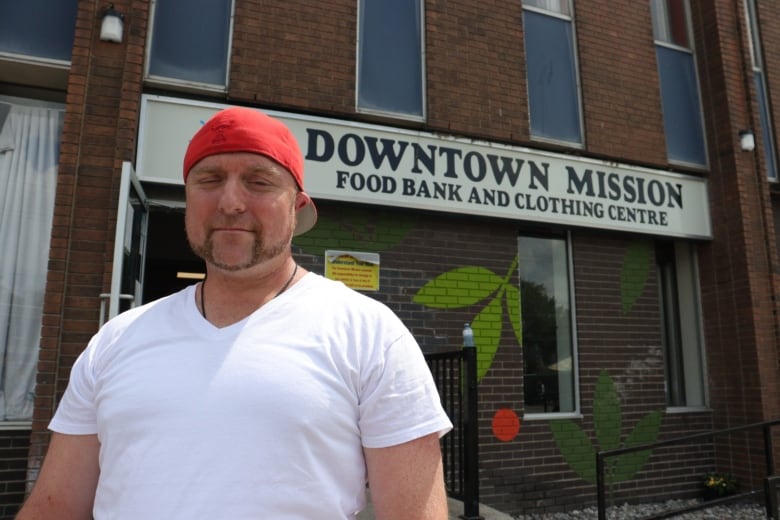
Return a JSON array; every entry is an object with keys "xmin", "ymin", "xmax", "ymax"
[
  {"xmin": 550, "ymin": 370, "xmax": 663, "ymax": 504},
  {"xmin": 412, "ymin": 258, "xmax": 519, "ymax": 381},
  {"xmin": 549, "ymin": 419, "xmax": 597, "ymax": 482},
  {"xmin": 594, "ymin": 370, "xmax": 622, "ymax": 451},
  {"xmin": 620, "ymin": 241, "xmax": 651, "ymax": 314},
  {"xmin": 612, "ymin": 411, "xmax": 662, "ymax": 483},
  {"xmin": 472, "ymin": 292, "xmax": 504, "ymax": 380},
  {"xmin": 505, "ymin": 284, "xmax": 522, "ymax": 346},
  {"xmin": 413, "ymin": 267, "xmax": 504, "ymax": 309}
]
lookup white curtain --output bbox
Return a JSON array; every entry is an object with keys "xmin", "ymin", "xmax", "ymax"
[
  {"xmin": 526, "ymin": 0, "xmax": 568, "ymax": 15},
  {"xmin": 0, "ymin": 102, "xmax": 63, "ymax": 421}
]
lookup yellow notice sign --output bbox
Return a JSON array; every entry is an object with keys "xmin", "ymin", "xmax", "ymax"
[{"xmin": 324, "ymin": 250, "xmax": 380, "ymax": 291}]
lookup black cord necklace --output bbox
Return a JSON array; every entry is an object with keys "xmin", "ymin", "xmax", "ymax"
[
  {"xmin": 199, "ymin": 263, "xmax": 299, "ymax": 320},
  {"xmin": 274, "ymin": 263, "xmax": 299, "ymax": 298}
]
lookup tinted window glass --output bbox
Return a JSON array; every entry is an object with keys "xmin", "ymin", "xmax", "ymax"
[
  {"xmin": 0, "ymin": 1, "xmax": 78, "ymax": 61},
  {"xmin": 656, "ymin": 46, "xmax": 707, "ymax": 166},
  {"xmin": 519, "ymin": 235, "xmax": 576, "ymax": 414},
  {"xmin": 524, "ymin": 10, "xmax": 581, "ymax": 144},
  {"xmin": 357, "ymin": 0, "xmax": 423, "ymax": 118},
  {"xmin": 148, "ymin": 0, "xmax": 232, "ymax": 87}
]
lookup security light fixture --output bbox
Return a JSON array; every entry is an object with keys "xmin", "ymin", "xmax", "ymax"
[
  {"xmin": 739, "ymin": 129, "xmax": 756, "ymax": 152},
  {"xmin": 100, "ymin": 4, "xmax": 124, "ymax": 43}
]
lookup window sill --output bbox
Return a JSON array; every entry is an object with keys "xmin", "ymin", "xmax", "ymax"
[
  {"xmin": 0, "ymin": 54, "xmax": 69, "ymax": 91},
  {"xmin": 0, "ymin": 421, "xmax": 33, "ymax": 431},
  {"xmin": 665, "ymin": 406, "xmax": 711, "ymax": 414},
  {"xmin": 523, "ymin": 411, "xmax": 582, "ymax": 421}
]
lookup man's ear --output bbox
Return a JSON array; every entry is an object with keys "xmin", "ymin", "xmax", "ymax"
[{"xmin": 295, "ymin": 191, "xmax": 312, "ymax": 211}]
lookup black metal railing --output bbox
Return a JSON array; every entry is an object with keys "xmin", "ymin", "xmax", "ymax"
[
  {"xmin": 596, "ymin": 418, "xmax": 780, "ymax": 520},
  {"xmin": 425, "ymin": 344, "xmax": 481, "ymax": 520}
]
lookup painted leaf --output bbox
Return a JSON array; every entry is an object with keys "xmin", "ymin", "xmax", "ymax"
[
  {"xmin": 611, "ymin": 411, "xmax": 662, "ymax": 483},
  {"xmin": 473, "ymin": 295, "xmax": 504, "ymax": 381},
  {"xmin": 550, "ymin": 419, "xmax": 597, "ymax": 483},
  {"xmin": 413, "ymin": 266, "xmax": 503, "ymax": 309},
  {"xmin": 620, "ymin": 241, "xmax": 651, "ymax": 314},
  {"xmin": 593, "ymin": 370, "xmax": 621, "ymax": 452},
  {"xmin": 505, "ymin": 284, "xmax": 522, "ymax": 345}
]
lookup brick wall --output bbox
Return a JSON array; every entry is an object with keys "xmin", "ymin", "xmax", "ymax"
[
  {"xmin": 29, "ymin": 0, "xmax": 147, "ymax": 483},
  {"xmin": 577, "ymin": 1, "xmax": 667, "ymax": 165},
  {"xmin": 24, "ymin": 0, "xmax": 780, "ymax": 514},
  {"xmin": 693, "ymin": 0, "xmax": 780, "ymax": 486},
  {"xmin": 291, "ymin": 202, "xmax": 718, "ymax": 515}
]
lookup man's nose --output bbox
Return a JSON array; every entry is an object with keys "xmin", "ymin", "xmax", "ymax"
[{"xmin": 217, "ymin": 179, "xmax": 247, "ymax": 214}]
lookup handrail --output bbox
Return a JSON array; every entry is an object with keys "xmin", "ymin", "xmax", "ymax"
[
  {"xmin": 424, "ymin": 346, "xmax": 482, "ymax": 519},
  {"xmin": 461, "ymin": 341, "xmax": 481, "ymax": 519},
  {"xmin": 596, "ymin": 418, "xmax": 780, "ymax": 520}
]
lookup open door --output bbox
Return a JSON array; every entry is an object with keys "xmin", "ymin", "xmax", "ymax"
[{"xmin": 101, "ymin": 161, "xmax": 149, "ymax": 325}]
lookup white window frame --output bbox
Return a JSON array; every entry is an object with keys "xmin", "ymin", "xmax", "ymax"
[
  {"xmin": 144, "ymin": 0, "xmax": 235, "ymax": 93},
  {"xmin": 744, "ymin": 0, "xmax": 778, "ymax": 182},
  {"xmin": 658, "ymin": 240, "xmax": 708, "ymax": 411},
  {"xmin": 522, "ymin": 0, "xmax": 585, "ymax": 148},
  {"xmin": 0, "ymin": 1, "xmax": 77, "ymax": 91},
  {"xmin": 355, "ymin": 0, "xmax": 426, "ymax": 122},
  {"xmin": 520, "ymin": 230, "xmax": 581, "ymax": 420},
  {"xmin": 651, "ymin": 0, "xmax": 709, "ymax": 169}
]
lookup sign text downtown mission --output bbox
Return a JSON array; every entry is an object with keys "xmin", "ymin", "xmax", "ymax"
[{"xmin": 305, "ymin": 129, "xmax": 684, "ymax": 228}]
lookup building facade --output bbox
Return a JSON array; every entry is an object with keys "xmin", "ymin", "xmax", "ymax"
[{"xmin": 2, "ymin": 0, "xmax": 780, "ymax": 516}]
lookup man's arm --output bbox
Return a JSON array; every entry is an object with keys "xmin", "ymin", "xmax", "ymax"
[
  {"xmin": 16, "ymin": 432, "xmax": 99, "ymax": 520},
  {"xmin": 364, "ymin": 432, "xmax": 448, "ymax": 520}
]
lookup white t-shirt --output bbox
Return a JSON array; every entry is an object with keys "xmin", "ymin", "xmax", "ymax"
[{"xmin": 50, "ymin": 273, "xmax": 452, "ymax": 519}]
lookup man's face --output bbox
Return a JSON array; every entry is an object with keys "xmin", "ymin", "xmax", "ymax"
[{"xmin": 184, "ymin": 152, "xmax": 305, "ymax": 272}]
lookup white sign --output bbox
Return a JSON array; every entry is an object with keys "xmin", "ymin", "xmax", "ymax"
[{"xmin": 137, "ymin": 95, "xmax": 712, "ymax": 239}]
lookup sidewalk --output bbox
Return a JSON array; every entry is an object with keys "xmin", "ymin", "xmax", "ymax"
[{"xmin": 357, "ymin": 495, "xmax": 515, "ymax": 520}]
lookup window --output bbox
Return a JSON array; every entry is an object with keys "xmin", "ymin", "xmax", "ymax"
[
  {"xmin": 0, "ymin": 0, "xmax": 77, "ymax": 90},
  {"xmin": 146, "ymin": 0, "xmax": 233, "ymax": 90},
  {"xmin": 651, "ymin": 0, "xmax": 708, "ymax": 167},
  {"xmin": 0, "ymin": 97, "xmax": 64, "ymax": 422},
  {"xmin": 523, "ymin": 0, "xmax": 583, "ymax": 145},
  {"xmin": 519, "ymin": 233, "xmax": 577, "ymax": 414},
  {"xmin": 0, "ymin": 1, "xmax": 78, "ymax": 62},
  {"xmin": 745, "ymin": 0, "xmax": 777, "ymax": 181},
  {"xmin": 357, "ymin": 0, "xmax": 425, "ymax": 120},
  {"xmin": 656, "ymin": 241, "xmax": 706, "ymax": 408}
]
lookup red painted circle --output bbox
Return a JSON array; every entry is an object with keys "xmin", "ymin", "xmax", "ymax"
[{"xmin": 492, "ymin": 408, "xmax": 521, "ymax": 442}]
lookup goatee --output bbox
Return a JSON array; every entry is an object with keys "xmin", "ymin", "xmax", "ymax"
[{"xmin": 189, "ymin": 232, "xmax": 289, "ymax": 271}]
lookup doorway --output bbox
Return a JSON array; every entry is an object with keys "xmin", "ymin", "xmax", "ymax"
[{"xmin": 143, "ymin": 208, "xmax": 204, "ymax": 304}]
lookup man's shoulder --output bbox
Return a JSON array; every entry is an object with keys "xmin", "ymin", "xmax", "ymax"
[{"xmin": 101, "ymin": 285, "xmax": 194, "ymax": 334}]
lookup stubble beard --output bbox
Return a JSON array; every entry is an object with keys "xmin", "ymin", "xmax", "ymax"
[
  {"xmin": 186, "ymin": 197, "xmax": 298, "ymax": 272},
  {"xmin": 188, "ymin": 223, "xmax": 293, "ymax": 272}
]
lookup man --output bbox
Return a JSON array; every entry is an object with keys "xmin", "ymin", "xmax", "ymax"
[{"xmin": 17, "ymin": 107, "xmax": 452, "ymax": 519}]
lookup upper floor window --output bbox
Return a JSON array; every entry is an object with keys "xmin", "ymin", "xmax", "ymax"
[
  {"xmin": 744, "ymin": 0, "xmax": 777, "ymax": 181},
  {"xmin": 651, "ymin": 0, "xmax": 708, "ymax": 167},
  {"xmin": 356, "ymin": 0, "xmax": 425, "ymax": 120},
  {"xmin": 519, "ymin": 232, "xmax": 578, "ymax": 415},
  {"xmin": 0, "ymin": 1, "xmax": 78, "ymax": 63},
  {"xmin": 522, "ymin": 0, "xmax": 583, "ymax": 145},
  {"xmin": 146, "ymin": 0, "xmax": 233, "ymax": 91},
  {"xmin": 656, "ymin": 240, "xmax": 706, "ymax": 408}
]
